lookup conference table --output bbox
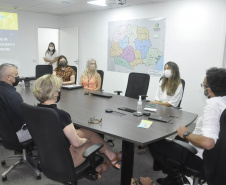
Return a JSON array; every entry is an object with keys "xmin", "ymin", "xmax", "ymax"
[{"xmin": 17, "ymin": 85, "xmax": 198, "ymax": 185}]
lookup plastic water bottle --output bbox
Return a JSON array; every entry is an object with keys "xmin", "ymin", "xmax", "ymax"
[
  {"xmin": 137, "ymin": 95, "xmax": 142, "ymax": 114},
  {"xmin": 21, "ymin": 80, "xmax": 25, "ymax": 88}
]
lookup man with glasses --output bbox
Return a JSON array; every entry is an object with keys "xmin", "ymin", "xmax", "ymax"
[
  {"xmin": 149, "ymin": 67, "xmax": 226, "ymax": 185},
  {"xmin": 0, "ymin": 63, "xmax": 31, "ymax": 142}
]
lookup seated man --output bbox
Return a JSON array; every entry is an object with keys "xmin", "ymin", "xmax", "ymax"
[
  {"xmin": 0, "ymin": 63, "xmax": 31, "ymax": 143},
  {"xmin": 149, "ymin": 67, "xmax": 226, "ymax": 185}
]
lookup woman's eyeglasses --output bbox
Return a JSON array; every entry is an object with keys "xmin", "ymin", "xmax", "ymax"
[
  {"xmin": 88, "ymin": 116, "xmax": 102, "ymax": 125},
  {"xmin": 200, "ymin": 83, "xmax": 208, "ymax": 88}
]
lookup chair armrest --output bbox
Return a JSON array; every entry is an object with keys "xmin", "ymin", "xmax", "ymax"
[
  {"xmin": 114, "ymin": 91, "xmax": 122, "ymax": 95},
  {"xmin": 173, "ymin": 139, "xmax": 197, "ymax": 154},
  {"xmin": 165, "ymin": 137, "xmax": 173, "ymax": 141},
  {"xmin": 82, "ymin": 143, "xmax": 103, "ymax": 158},
  {"xmin": 166, "ymin": 139, "xmax": 197, "ymax": 168},
  {"xmin": 140, "ymin": 95, "xmax": 148, "ymax": 100},
  {"xmin": 174, "ymin": 107, "xmax": 182, "ymax": 109}
]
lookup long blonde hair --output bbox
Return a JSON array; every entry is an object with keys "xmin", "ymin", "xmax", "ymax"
[
  {"xmin": 81, "ymin": 58, "xmax": 98, "ymax": 82},
  {"xmin": 161, "ymin": 61, "xmax": 181, "ymax": 96}
]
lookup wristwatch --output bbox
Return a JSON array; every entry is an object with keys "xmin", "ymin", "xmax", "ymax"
[{"xmin": 183, "ymin": 131, "xmax": 191, "ymax": 139}]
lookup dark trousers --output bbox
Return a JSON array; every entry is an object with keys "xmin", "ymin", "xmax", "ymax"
[{"xmin": 149, "ymin": 138, "xmax": 203, "ymax": 176}]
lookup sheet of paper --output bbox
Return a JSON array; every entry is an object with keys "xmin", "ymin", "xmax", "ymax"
[
  {"xmin": 62, "ymin": 84, "xmax": 81, "ymax": 88},
  {"xmin": 137, "ymin": 119, "xmax": 153, "ymax": 129}
]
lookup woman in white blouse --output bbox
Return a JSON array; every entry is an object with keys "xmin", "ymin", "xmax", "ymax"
[
  {"xmin": 151, "ymin": 61, "xmax": 183, "ymax": 107},
  {"xmin": 43, "ymin": 42, "xmax": 58, "ymax": 67}
]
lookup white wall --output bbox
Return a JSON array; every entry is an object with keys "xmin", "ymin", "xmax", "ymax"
[
  {"xmin": 59, "ymin": 0, "xmax": 226, "ymax": 116},
  {"xmin": 0, "ymin": 10, "xmax": 60, "ymax": 77},
  {"xmin": 1, "ymin": 0, "xmax": 225, "ymax": 116}
]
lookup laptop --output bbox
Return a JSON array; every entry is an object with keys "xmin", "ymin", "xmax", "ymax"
[
  {"xmin": 148, "ymin": 114, "xmax": 171, "ymax": 123},
  {"xmin": 90, "ymin": 92, "xmax": 112, "ymax": 98},
  {"xmin": 62, "ymin": 84, "xmax": 83, "ymax": 90}
]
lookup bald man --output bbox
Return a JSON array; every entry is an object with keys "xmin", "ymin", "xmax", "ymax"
[{"xmin": 0, "ymin": 63, "xmax": 31, "ymax": 142}]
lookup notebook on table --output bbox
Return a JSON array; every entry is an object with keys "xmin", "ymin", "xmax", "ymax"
[
  {"xmin": 90, "ymin": 92, "xmax": 112, "ymax": 98},
  {"xmin": 62, "ymin": 84, "xmax": 83, "ymax": 90},
  {"xmin": 148, "ymin": 114, "xmax": 171, "ymax": 123}
]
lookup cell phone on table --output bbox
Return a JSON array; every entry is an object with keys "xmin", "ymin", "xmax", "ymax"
[{"xmin": 118, "ymin": 107, "xmax": 136, "ymax": 113}]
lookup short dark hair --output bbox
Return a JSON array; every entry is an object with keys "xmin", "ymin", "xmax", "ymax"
[{"xmin": 206, "ymin": 67, "xmax": 226, "ymax": 96}]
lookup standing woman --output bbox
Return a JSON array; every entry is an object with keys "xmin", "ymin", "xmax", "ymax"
[
  {"xmin": 79, "ymin": 59, "xmax": 101, "ymax": 90},
  {"xmin": 151, "ymin": 61, "xmax": 183, "ymax": 107},
  {"xmin": 53, "ymin": 55, "xmax": 75, "ymax": 85},
  {"xmin": 43, "ymin": 42, "xmax": 58, "ymax": 68}
]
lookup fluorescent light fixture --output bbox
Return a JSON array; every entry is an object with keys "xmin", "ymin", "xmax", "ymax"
[
  {"xmin": 87, "ymin": 0, "xmax": 107, "ymax": 6},
  {"xmin": 57, "ymin": 1, "xmax": 71, "ymax": 4}
]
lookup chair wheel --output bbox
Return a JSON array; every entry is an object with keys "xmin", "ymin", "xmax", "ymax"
[
  {"xmin": 37, "ymin": 175, "xmax": 41, "ymax": 180},
  {"xmin": 1, "ymin": 161, "xmax": 6, "ymax": 166},
  {"xmin": 2, "ymin": 176, "xmax": 7, "ymax": 181}
]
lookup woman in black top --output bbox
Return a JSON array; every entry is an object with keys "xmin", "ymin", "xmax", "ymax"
[{"xmin": 33, "ymin": 74, "xmax": 122, "ymax": 178}]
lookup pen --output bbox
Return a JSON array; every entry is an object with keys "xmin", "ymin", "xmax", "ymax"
[{"xmin": 168, "ymin": 115, "xmax": 179, "ymax": 119}]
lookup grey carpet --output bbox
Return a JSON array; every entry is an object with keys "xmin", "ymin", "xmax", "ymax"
[{"xmin": 0, "ymin": 123, "xmax": 196, "ymax": 185}]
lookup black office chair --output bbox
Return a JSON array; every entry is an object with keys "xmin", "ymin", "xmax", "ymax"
[
  {"xmin": 177, "ymin": 79, "xmax": 185, "ymax": 108},
  {"xmin": 114, "ymin": 73, "xmax": 150, "ymax": 150},
  {"xmin": 0, "ymin": 99, "xmax": 40, "ymax": 181},
  {"xmin": 21, "ymin": 102, "xmax": 104, "ymax": 185},
  {"xmin": 69, "ymin": 65, "xmax": 77, "ymax": 84},
  {"xmin": 114, "ymin": 72, "xmax": 150, "ymax": 100},
  {"xmin": 35, "ymin": 65, "xmax": 53, "ymax": 79},
  {"xmin": 165, "ymin": 109, "xmax": 226, "ymax": 185},
  {"xmin": 202, "ymin": 108, "xmax": 226, "ymax": 185},
  {"xmin": 159, "ymin": 77, "xmax": 185, "ymax": 108},
  {"xmin": 97, "ymin": 70, "xmax": 104, "ymax": 91}
]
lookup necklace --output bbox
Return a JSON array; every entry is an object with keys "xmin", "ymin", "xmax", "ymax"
[{"xmin": 87, "ymin": 73, "xmax": 93, "ymax": 87}]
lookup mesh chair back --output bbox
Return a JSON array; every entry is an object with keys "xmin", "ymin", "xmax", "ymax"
[
  {"xmin": 0, "ymin": 98, "xmax": 22, "ymax": 151},
  {"xmin": 125, "ymin": 72, "xmax": 150, "ymax": 99},
  {"xmin": 203, "ymin": 109, "xmax": 226, "ymax": 185},
  {"xmin": 36, "ymin": 65, "xmax": 53, "ymax": 79},
  {"xmin": 69, "ymin": 66, "xmax": 77, "ymax": 84},
  {"xmin": 97, "ymin": 70, "xmax": 104, "ymax": 90},
  {"xmin": 21, "ymin": 103, "xmax": 76, "ymax": 182}
]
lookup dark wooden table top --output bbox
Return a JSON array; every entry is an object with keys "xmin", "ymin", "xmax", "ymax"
[{"xmin": 18, "ymin": 86, "xmax": 198, "ymax": 145}]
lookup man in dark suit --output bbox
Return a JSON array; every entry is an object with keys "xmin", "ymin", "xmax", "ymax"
[{"xmin": 0, "ymin": 63, "xmax": 31, "ymax": 142}]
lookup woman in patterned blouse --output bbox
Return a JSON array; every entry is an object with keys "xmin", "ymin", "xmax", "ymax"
[
  {"xmin": 53, "ymin": 55, "xmax": 76, "ymax": 85},
  {"xmin": 79, "ymin": 58, "xmax": 101, "ymax": 90}
]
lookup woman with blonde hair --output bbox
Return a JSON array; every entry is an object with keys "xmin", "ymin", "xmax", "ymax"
[
  {"xmin": 79, "ymin": 59, "xmax": 101, "ymax": 90},
  {"xmin": 151, "ymin": 61, "xmax": 183, "ymax": 107},
  {"xmin": 33, "ymin": 74, "xmax": 122, "ymax": 178}
]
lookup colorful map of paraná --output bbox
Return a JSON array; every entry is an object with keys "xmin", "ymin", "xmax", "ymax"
[{"xmin": 108, "ymin": 18, "xmax": 165, "ymax": 75}]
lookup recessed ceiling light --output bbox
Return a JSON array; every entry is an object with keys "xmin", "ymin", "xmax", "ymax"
[
  {"xmin": 58, "ymin": 1, "xmax": 71, "ymax": 4},
  {"xmin": 87, "ymin": 0, "xmax": 107, "ymax": 7}
]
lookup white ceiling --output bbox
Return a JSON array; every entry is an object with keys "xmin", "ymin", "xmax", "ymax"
[{"xmin": 0, "ymin": 0, "xmax": 182, "ymax": 16}]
